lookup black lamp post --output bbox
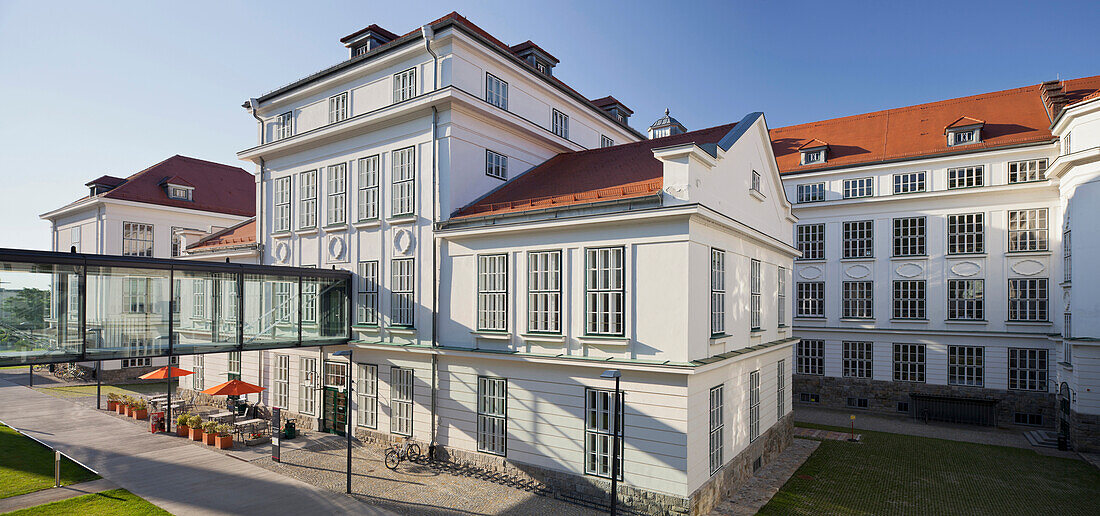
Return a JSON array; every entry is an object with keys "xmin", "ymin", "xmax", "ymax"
[
  {"xmin": 332, "ymin": 349, "xmax": 353, "ymax": 494},
  {"xmin": 600, "ymin": 369, "xmax": 621, "ymax": 516}
]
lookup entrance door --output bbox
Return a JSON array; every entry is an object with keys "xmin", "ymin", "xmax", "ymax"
[
  {"xmin": 1059, "ymin": 382, "xmax": 1071, "ymax": 439},
  {"xmin": 321, "ymin": 361, "xmax": 349, "ymax": 436}
]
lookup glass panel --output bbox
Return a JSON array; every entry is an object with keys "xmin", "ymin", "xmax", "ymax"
[
  {"xmin": 242, "ymin": 273, "xmax": 299, "ymax": 350},
  {"xmin": 0, "ymin": 261, "xmax": 83, "ymax": 365},
  {"xmin": 172, "ymin": 270, "xmax": 238, "ymax": 355},
  {"xmin": 85, "ymin": 265, "xmax": 170, "ymax": 361},
  {"xmin": 303, "ymin": 276, "xmax": 347, "ymax": 344}
]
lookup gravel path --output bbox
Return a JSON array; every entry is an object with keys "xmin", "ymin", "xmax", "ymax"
[{"xmin": 708, "ymin": 439, "xmax": 819, "ymax": 516}]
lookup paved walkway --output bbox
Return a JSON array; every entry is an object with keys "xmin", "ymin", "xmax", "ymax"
[
  {"xmin": 709, "ymin": 439, "xmax": 819, "ymax": 516},
  {"xmin": 0, "ymin": 478, "xmax": 117, "ymax": 513},
  {"xmin": 794, "ymin": 426, "xmax": 860, "ymax": 441},
  {"xmin": 0, "ymin": 376, "xmax": 395, "ymax": 516}
]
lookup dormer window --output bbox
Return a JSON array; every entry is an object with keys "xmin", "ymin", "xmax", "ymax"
[
  {"xmin": 535, "ymin": 61, "xmax": 547, "ymax": 74},
  {"xmin": 510, "ymin": 41, "xmax": 559, "ymax": 77},
  {"xmin": 340, "ymin": 24, "xmax": 397, "ymax": 59},
  {"xmin": 798, "ymin": 139, "xmax": 829, "ymax": 166},
  {"xmin": 168, "ymin": 186, "xmax": 193, "ymax": 201},
  {"xmin": 945, "ymin": 117, "xmax": 984, "ymax": 146}
]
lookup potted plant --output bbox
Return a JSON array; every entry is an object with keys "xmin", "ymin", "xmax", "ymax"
[
  {"xmin": 106, "ymin": 393, "xmax": 120, "ymax": 411},
  {"xmin": 214, "ymin": 424, "xmax": 233, "ymax": 450},
  {"xmin": 123, "ymin": 396, "xmax": 136, "ymax": 416},
  {"xmin": 176, "ymin": 413, "xmax": 192, "ymax": 437},
  {"xmin": 131, "ymin": 399, "xmax": 148, "ymax": 420},
  {"xmin": 201, "ymin": 421, "xmax": 219, "ymax": 445},
  {"xmin": 188, "ymin": 415, "xmax": 204, "ymax": 441},
  {"xmin": 117, "ymin": 395, "xmax": 131, "ymax": 415}
]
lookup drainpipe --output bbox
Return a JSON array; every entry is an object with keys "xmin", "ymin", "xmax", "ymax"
[
  {"xmin": 248, "ymin": 98, "xmax": 266, "ymax": 261},
  {"xmin": 422, "ymin": 23, "xmax": 441, "ymax": 455}
]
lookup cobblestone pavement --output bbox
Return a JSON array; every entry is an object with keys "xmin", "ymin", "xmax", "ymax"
[
  {"xmin": 794, "ymin": 427, "xmax": 860, "ymax": 441},
  {"xmin": 708, "ymin": 439, "xmax": 819, "ymax": 516}
]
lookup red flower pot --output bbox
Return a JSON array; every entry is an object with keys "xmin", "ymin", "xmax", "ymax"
[
  {"xmin": 106, "ymin": 401, "xmax": 118, "ymax": 411},
  {"xmin": 177, "ymin": 425, "xmax": 189, "ymax": 437},
  {"xmin": 215, "ymin": 435, "xmax": 233, "ymax": 450},
  {"xmin": 203, "ymin": 432, "xmax": 216, "ymax": 446},
  {"xmin": 132, "ymin": 409, "xmax": 147, "ymax": 420},
  {"xmin": 190, "ymin": 428, "xmax": 204, "ymax": 441}
]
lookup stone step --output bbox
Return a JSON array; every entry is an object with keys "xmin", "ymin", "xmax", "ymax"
[{"xmin": 1024, "ymin": 430, "xmax": 1059, "ymax": 448}]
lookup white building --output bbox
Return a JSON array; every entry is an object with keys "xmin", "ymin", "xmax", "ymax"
[
  {"xmin": 772, "ymin": 76, "xmax": 1100, "ymax": 450},
  {"xmin": 180, "ymin": 12, "xmax": 798, "ymax": 514},
  {"xmin": 39, "ymin": 154, "xmax": 254, "ymax": 378}
]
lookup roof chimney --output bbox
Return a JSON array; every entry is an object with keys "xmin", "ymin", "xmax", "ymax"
[
  {"xmin": 648, "ymin": 108, "xmax": 686, "ymax": 139},
  {"xmin": 1042, "ymin": 80, "xmax": 1067, "ymax": 121}
]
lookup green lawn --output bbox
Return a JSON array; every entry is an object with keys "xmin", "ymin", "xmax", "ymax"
[
  {"xmin": 3, "ymin": 488, "xmax": 169, "ymax": 515},
  {"xmin": 760, "ymin": 423, "xmax": 1100, "ymax": 516},
  {"xmin": 0, "ymin": 424, "xmax": 99, "ymax": 499},
  {"xmin": 34, "ymin": 382, "xmax": 176, "ymax": 399}
]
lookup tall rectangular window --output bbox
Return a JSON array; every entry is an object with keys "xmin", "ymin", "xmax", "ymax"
[
  {"xmin": 299, "ymin": 170, "xmax": 317, "ymax": 229},
  {"xmin": 273, "ymin": 354, "xmax": 289, "ymax": 408},
  {"xmin": 893, "ymin": 343, "xmax": 925, "ymax": 382},
  {"xmin": 227, "ymin": 352, "xmax": 241, "ymax": 381},
  {"xmin": 1008, "ymin": 209, "xmax": 1048, "ymax": 252},
  {"xmin": 477, "ymin": 377, "xmax": 507, "ymax": 456},
  {"xmin": 356, "ymin": 363, "xmax": 377, "ymax": 428},
  {"xmin": 777, "ymin": 267, "xmax": 787, "ymax": 327},
  {"xmin": 892, "ymin": 217, "xmax": 926, "ymax": 256},
  {"xmin": 357, "ymin": 155, "xmax": 379, "ymax": 221},
  {"xmin": 843, "ymin": 341, "xmax": 873, "ymax": 378},
  {"xmin": 357, "ymin": 261, "xmax": 379, "ymax": 325},
  {"xmin": 1064, "ymin": 226, "xmax": 1072, "ymax": 283},
  {"xmin": 326, "ymin": 163, "xmax": 347, "ymax": 226},
  {"xmin": 796, "ymin": 224, "xmax": 825, "ymax": 260},
  {"xmin": 328, "ymin": 92, "xmax": 348, "ymax": 123},
  {"xmin": 948, "ymin": 279, "xmax": 984, "ymax": 320},
  {"xmin": 748, "ymin": 370, "xmax": 761, "ymax": 442},
  {"xmin": 124, "ymin": 278, "xmax": 150, "ymax": 314},
  {"xmin": 947, "ymin": 213, "xmax": 984, "ymax": 254},
  {"xmin": 796, "ymin": 282, "xmax": 825, "ymax": 318},
  {"xmin": 797, "ymin": 339, "xmax": 824, "ymax": 375},
  {"xmin": 751, "ymin": 170, "xmax": 762, "ymax": 193},
  {"xmin": 1008, "ymin": 348, "xmax": 1047, "ymax": 391},
  {"xmin": 192, "ymin": 279, "xmax": 206, "ymax": 319},
  {"xmin": 948, "ymin": 346, "xmax": 984, "ymax": 387},
  {"xmin": 796, "ymin": 183, "xmax": 825, "ymax": 203},
  {"xmin": 528, "ymin": 251, "xmax": 561, "ymax": 333},
  {"xmin": 552, "ymin": 109, "xmax": 569, "ymax": 139},
  {"xmin": 711, "ymin": 249, "xmax": 726, "ymax": 335},
  {"xmin": 750, "ymin": 259, "xmax": 762, "ymax": 330},
  {"xmin": 273, "ymin": 282, "xmax": 293, "ymax": 323},
  {"xmin": 842, "ymin": 177, "xmax": 874, "ymax": 198},
  {"xmin": 1008, "ymin": 278, "xmax": 1047, "ymax": 321},
  {"xmin": 298, "ymin": 357, "xmax": 317, "ymax": 415},
  {"xmin": 274, "ymin": 177, "xmax": 291, "ymax": 232},
  {"xmin": 892, "ymin": 280, "xmax": 926, "ymax": 319},
  {"xmin": 391, "ymin": 147, "xmax": 415, "ymax": 217},
  {"xmin": 122, "ymin": 222, "xmax": 153, "ymax": 257},
  {"xmin": 585, "ymin": 247, "xmax": 625, "ymax": 336},
  {"xmin": 947, "ymin": 166, "xmax": 983, "ymax": 189},
  {"xmin": 391, "ymin": 258, "xmax": 415, "ymax": 327},
  {"xmin": 585, "ymin": 388, "xmax": 623, "ymax": 479},
  {"xmin": 893, "ymin": 172, "xmax": 926, "ymax": 194},
  {"xmin": 843, "ymin": 220, "xmax": 874, "ymax": 258},
  {"xmin": 1008, "ymin": 159, "xmax": 1047, "ymax": 183},
  {"xmin": 390, "ymin": 367, "xmax": 414, "ymax": 436},
  {"xmin": 393, "ymin": 68, "xmax": 416, "ymax": 103},
  {"xmin": 709, "ymin": 385, "xmax": 724, "ymax": 474},
  {"xmin": 842, "ymin": 281, "xmax": 873, "ymax": 319},
  {"xmin": 275, "ymin": 111, "xmax": 294, "ymax": 140},
  {"xmin": 302, "ymin": 279, "xmax": 318, "ymax": 324},
  {"xmin": 486, "ymin": 150, "xmax": 507, "ymax": 180},
  {"xmin": 776, "ymin": 360, "xmax": 786, "ymax": 419},
  {"xmin": 485, "ymin": 73, "xmax": 508, "ymax": 109},
  {"xmin": 477, "ymin": 255, "xmax": 508, "ymax": 331}
]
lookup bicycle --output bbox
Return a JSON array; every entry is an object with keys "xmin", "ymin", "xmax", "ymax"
[{"xmin": 384, "ymin": 439, "xmax": 421, "ymax": 470}]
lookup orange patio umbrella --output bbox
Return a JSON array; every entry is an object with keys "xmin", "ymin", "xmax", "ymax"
[
  {"xmin": 138, "ymin": 366, "xmax": 194, "ymax": 380},
  {"xmin": 201, "ymin": 379, "xmax": 266, "ymax": 396}
]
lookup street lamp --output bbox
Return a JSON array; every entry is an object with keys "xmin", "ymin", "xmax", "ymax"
[
  {"xmin": 600, "ymin": 369, "xmax": 621, "ymax": 516},
  {"xmin": 332, "ymin": 349, "xmax": 354, "ymax": 494}
]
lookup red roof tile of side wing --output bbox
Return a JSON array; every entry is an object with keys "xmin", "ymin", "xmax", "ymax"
[
  {"xmin": 1064, "ymin": 75, "xmax": 1100, "ymax": 106},
  {"xmin": 453, "ymin": 123, "xmax": 737, "ymax": 218},
  {"xmin": 102, "ymin": 155, "xmax": 255, "ymax": 216},
  {"xmin": 187, "ymin": 218, "xmax": 257, "ymax": 250}
]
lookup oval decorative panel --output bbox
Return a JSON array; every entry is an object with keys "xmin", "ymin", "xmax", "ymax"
[
  {"xmin": 327, "ymin": 235, "xmax": 346, "ymax": 261},
  {"xmin": 274, "ymin": 242, "xmax": 291, "ymax": 264},
  {"xmin": 895, "ymin": 263, "xmax": 923, "ymax": 278},
  {"xmin": 1011, "ymin": 259, "xmax": 1045, "ymax": 276},
  {"xmin": 845, "ymin": 264, "xmax": 871, "ymax": 279},
  {"xmin": 394, "ymin": 228, "xmax": 415, "ymax": 255},
  {"xmin": 798, "ymin": 266, "xmax": 822, "ymax": 280},
  {"xmin": 950, "ymin": 261, "xmax": 981, "ymax": 277}
]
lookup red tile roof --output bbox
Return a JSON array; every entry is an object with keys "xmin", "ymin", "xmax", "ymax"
[
  {"xmin": 509, "ymin": 40, "xmax": 559, "ymax": 64},
  {"xmin": 944, "ymin": 116, "xmax": 985, "ymax": 131},
  {"xmin": 591, "ymin": 96, "xmax": 634, "ymax": 116},
  {"xmin": 798, "ymin": 138, "xmax": 828, "ymax": 150},
  {"xmin": 187, "ymin": 218, "xmax": 257, "ymax": 251},
  {"xmin": 453, "ymin": 123, "xmax": 737, "ymax": 218},
  {"xmin": 340, "ymin": 24, "xmax": 399, "ymax": 44},
  {"xmin": 160, "ymin": 175, "xmax": 196, "ymax": 188},
  {"xmin": 85, "ymin": 175, "xmax": 126, "ymax": 188},
  {"xmin": 770, "ymin": 75, "xmax": 1100, "ymax": 174}
]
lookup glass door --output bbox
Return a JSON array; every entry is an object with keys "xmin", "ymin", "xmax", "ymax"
[{"xmin": 321, "ymin": 361, "xmax": 349, "ymax": 435}]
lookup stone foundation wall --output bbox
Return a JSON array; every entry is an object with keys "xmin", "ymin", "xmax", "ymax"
[
  {"xmin": 76, "ymin": 364, "xmax": 160, "ymax": 383},
  {"xmin": 687, "ymin": 413, "xmax": 794, "ymax": 515},
  {"xmin": 793, "ymin": 375, "xmax": 1055, "ymax": 428},
  {"xmin": 1068, "ymin": 410, "xmax": 1100, "ymax": 452}
]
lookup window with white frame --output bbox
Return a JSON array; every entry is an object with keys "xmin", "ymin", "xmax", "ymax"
[
  {"xmin": 948, "ymin": 279, "xmax": 984, "ymax": 320},
  {"xmin": 70, "ymin": 226, "xmax": 81, "ymax": 253},
  {"xmin": 1063, "ymin": 132, "xmax": 1072, "ymax": 155},
  {"xmin": 357, "ymin": 155, "xmax": 379, "ymax": 221},
  {"xmin": 1008, "ymin": 159, "xmax": 1047, "ymax": 183},
  {"xmin": 893, "ymin": 280, "xmax": 926, "ymax": 319},
  {"xmin": 273, "ymin": 281, "xmax": 293, "ymax": 324},
  {"xmin": 224, "ymin": 281, "xmax": 238, "ymax": 321},
  {"xmin": 356, "ymin": 363, "xmax": 377, "ymax": 428},
  {"xmin": 777, "ymin": 360, "xmax": 786, "ymax": 419},
  {"xmin": 275, "ymin": 111, "xmax": 294, "ymax": 140},
  {"xmin": 121, "ymin": 357, "xmax": 151, "ymax": 368},
  {"xmin": 893, "ymin": 172, "xmax": 926, "ymax": 194},
  {"xmin": 485, "ymin": 73, "xmax": 508, "ymax": 110},
  {"xmin": 751, "ymin": 170, "xmax": 762, "ymax": 193},
  {"xmin": 486, "ymin": 150, "xmax": 507, "ymax": 180},
  {"xmin": 192, "ymin": 279, "xmax": 206, "ymax": 319},
  {"xmin": 272, "ymin": 354, "xmax": 288, "ymax": 408},
  {"xmin": 797, "ymin": 339, "xmax": 824, "ymax": 375},
  {"xmin": 1008, "ymin": 348, "xmax": 1047, "ymax": 391},
  {"xmin": 796, "ymin": 183, "xmax": 825, "ymax": 203},
  {"xmin": 273, "ymin": 177, "xmax": 291, "ymax": 232},
  {"xmin": 950, "ymin": 129, "xmax": 977, "ymax": 145},
  {"xmin": 947, "ymin": 166, "xmax": 983, "ymax": 189},
  {"xmin": 843, "ymin": 281, "xmax": 873, "ymax": 319},
  {"xmin": 122, "ymin": 222, "xmax": 153, "ymax": 257},
  {"xmin": 391, "ymin": 367, "xmax": 414, "ymax": 435},
  {"xmin": 1009, "ymin": 278, "xmax": 1047, "ymax": 321},
  {"xmin": 797, "ymin": 282, "xmax": 825, "ymax": 318},
  {"xmin": 357, "ymin": 261, "xmax": 379, "ymax": 325},
  {"xmin": 193, "ymin": 354, "xmax": 205, "ymax": 390},
  {"xmin": 711, "ymin": 249, "xmax": 726, "ymax": 335},
  {"xmin": 302, "ymin": 279, "xmax": 317, "ymax": 324},
  {"xmin": 584, "ymin": 388, "xmax": 623, "ymax": 479},
  {"xmin": 326, "ymin": 163, "xmax": 347, "ymax": 226},
  {"xmin": 843, "ymin": 177, "xmax": 874, "ymax": 198},
  {"xmin": 585, "ymin": 247, "xmax": 625, "ymax": 336},
  {"xmin": 751, "ymin": 259, "xmax": 762, "ymax": 330},
  {"xmin": 749, "ymin": 370, "xmax": 761, "ymax": 442},
  {"xmin": 527, "ymin": 251, "xmax": 561, "ymax": 333},
  {"xmin": 551, "ymin": 109, "xmax": 569, "ymax": 139},
  {"xmin": 778, "ymin": 267, "xmax": 787, "ymax": 327},
  {"xmin": 843, "ymin": 341, "xmax": 873, "ymax": 378},
  {"xmin": 801, "ymin": 150, "xmax": 824, "ymax": 165},
  {"xmin": 392, "ymin": 68, "xmax": 416, "ymax": 103},
  {"xmin": 124, "ymin": 277, "xmax": 151, "ymax": 313},
  {"xmin": 709, "ymin": 385, "xmax": 724, "ymax": 474},
  {"xmin": 477, "ymin": 255, "xmax": 508, "ymax": 331},
  {"xmin": 299, "ymin": 357, "xmax": 317, "ymax": 415},
  {"xmin": 843, "ymin": 220, "xmax": 874, "ymax": 258},
  {"xmin": 796, "ymin": 224, "xmax": 825, "ymax": 260},
  {"xmin": 167, "ymin": 186, "xmax": 192, "ymax": 201},
  {"xmin": 948, "ymin": 346, "xmax": 984, "ymax": 387},
  {"xmin": 1064, "ymin": 225, "xmax": 1071, "ymax": 283},
  {"xmin": 328, "ymin": 92, "xmax": 348, "ymax": 123},
  {"xmin": 893, "ymin": 343, "xmax": 925, "ymax": 382},
  {"xmin": 391, "ymin": 147, "xmax": 415, "ymax": 217},
  {"xmin": 477, "ymin": 377, "xmax": 507, "ymax": 456},
  {"xmin": 391, "ymin": 258, "xmax": 415, "ymax": 327},
  {"xmin": 299, "ymin": 170, "xmax": 317, "ymax": 229},
  {"xmin": 947, "ymin": 213, "xmax": 984, "ymax": 254},
  {"xmin": 892, "ymin": 217, "xmax": 926, "ymax": 256},
  {"xmin": 227, "ymin": 351, "xmax": 241, "ymax": 380},
  {"xmin": 1008, "ymin": 209, "xmax": 1048, "ymax": 252},
  {"xmin": 1065, "ymin": 313, "xmax": 1072, "ymax": 343},
  {"xmin": 601, "ymin": 135, "xmax": 614, "ymax": 148}
]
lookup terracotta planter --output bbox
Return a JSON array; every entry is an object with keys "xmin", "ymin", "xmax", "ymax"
[
  {"xmin": 215, "ymin": 435, "xmax": 233, "ymax": 450},
  {"xmin": 177, "ymin": 425, "xmax": 189, "ymax": 437},
  {"xmin": 190, "ymin": 428, "xmax": 204, "ymax": 441},
  {"xmin": 132, "ymin": 408, "xmax": 147, "ymax": 420},
  {"xmin": 203, "ymin": 432, "xmax": 216, "ymax": 446},
  {"xmin": 106, "ymin": 401, "xmax": 118, "ymax": 411},
  {"xmin": 123, "ymin": 405, "xmax": 132, "ymax": 417}
]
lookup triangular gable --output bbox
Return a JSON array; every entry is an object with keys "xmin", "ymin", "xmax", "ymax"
[{"xmin": 944, "ymin": 116, "xmax": 985, "ymax": 133}]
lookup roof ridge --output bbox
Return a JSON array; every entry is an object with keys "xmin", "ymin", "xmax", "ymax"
[{"xmin": 190, "ymin": 217, "xmax": 256, "ymax": 247}]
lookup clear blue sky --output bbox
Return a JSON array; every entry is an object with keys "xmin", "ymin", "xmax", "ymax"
[{"xmin": 1, "ymin": 0, "xmax": 1096, "ymax": 250}]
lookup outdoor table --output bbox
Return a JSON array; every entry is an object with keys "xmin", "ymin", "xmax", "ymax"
[
  {"xmin": 233, "ymin": 418, "xmax": 265, "ymax": 440},
  {"xmin": 208, "ymin": 411, "xmax": 234, "ymax": 422}
]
